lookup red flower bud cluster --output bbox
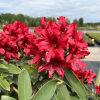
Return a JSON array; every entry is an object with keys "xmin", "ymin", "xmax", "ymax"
[
  {"xmin": 74, "ymin": 69, "xmax": 96, "ymax": 85},
  {"xmin": 0, "ymin": 16, "xmax": 91, "ymax": 79}
]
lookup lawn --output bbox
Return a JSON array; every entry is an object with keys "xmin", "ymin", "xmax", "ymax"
[
  {"xmin": 86, "ymin": 33, "xmax": 100, "ymax": 43},
  {"xmin": 83, "ymin": 34, "xmax": 94, "ymax": 46}
]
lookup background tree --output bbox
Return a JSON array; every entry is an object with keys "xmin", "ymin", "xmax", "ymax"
[
  {"xmin": 66, "ymin": 18, "xmax": 70, "ymax": 24},
  {"xmin": 79, "ymin": 17, "xmax": 83, "ymax": 26},
  {"xmin": 5, "ymin": 20, "xmax": 8, "ymax": 25},
  {"xmin": 73, "ymin": 18, "xmax": 79, "ymax": 25}
]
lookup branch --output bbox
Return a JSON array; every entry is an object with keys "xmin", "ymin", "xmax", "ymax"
[
  {"xmin": 10, "ymin": 85, "xmax": 18, "ymax": 94},
  {"xmin": 31, "ymin": 86, "xmax": 38, "ymax": 100}
]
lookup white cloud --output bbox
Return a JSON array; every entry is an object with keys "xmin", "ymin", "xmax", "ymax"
[{"xmin": 0, "ymin": 0, "xmax": 100, "ymax": 22}]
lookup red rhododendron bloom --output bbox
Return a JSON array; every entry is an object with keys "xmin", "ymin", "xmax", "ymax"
[
  {"xmin": 74, "ymin": 69, "xmax": 86, "ymax": 81},
  {"xmin": 0, "ymin": 16, "xmax": 91, "ymax": 80},
  {"xmin": 74, "ymin": 69, "xmax": 96, "ymax": 85},
  {"xmin": 95, "ymin": 85, "xmax": 100, "ymax": 95},
  {"xmin": 2, "ymin": 21, "xmax": 29, "ymax": 42},
  {"xmin": 66, "ymin": 46, "xmax": 90, "ymax": 70},
  {"xmin": 38, "ymin": 54, "xmax": 71, "ymax": 79},
  {"xmin": 0, "ymin": 38, "xmax": 19, "ymax": 61},
  {"xmin": 85, "ymin": 69, "xmax": 96, "ymax": 85},
  {"xmin": 32, "ymin": 16, "xmax": 90, "ymax": 79},
  {"xmin": 36, "ymin": 26, "xmax": 65, "ymax": 62},
  {"xmin": 0, "ymin": 21, "xmax": 29, "ymax": 61}
]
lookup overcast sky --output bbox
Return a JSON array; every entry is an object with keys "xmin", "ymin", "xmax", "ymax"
[{"xmin": 0, "ymin": 0, "xmax": 100, "ymax": 22}]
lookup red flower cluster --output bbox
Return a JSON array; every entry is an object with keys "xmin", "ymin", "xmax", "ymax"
[
  {"xmin": 0, "ymin": 16, "xmax": 90, "ymax": 79},
  {"xmin": 74, "ymin": 69, "xmax": 96, "ymax": 85},
  {"xmin": 95, "ymin": 85, "xmax": 100, "ymax": 95},
  {"xmin": 32, "ymin": 16, "xmax": 90, "ymax": 79},
  {"xmin": 0, "ymin": 21, "xmax": 29, "ymax": 61}
]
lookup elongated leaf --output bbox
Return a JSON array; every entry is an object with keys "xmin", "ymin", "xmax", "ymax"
[
  {"xmin": 95, "ymin": 68, "xmax": 100, "ymax": 85},
  {"xmin": 33, "ymin": 80, "xmax": 57, "ymax": 100},
  {"xmin": 70, "ymin": 96, "xmax": 80, "ymax": 100},
  {"xmin": 18, "ymin": 69, "xmax": 32, "ymax": 100},
  {"xmin": 0, "ymin": 64, "xmax": 21, "ymax": 74},
  {"xmin": 53, "ymin": 93, "xmax": 59, "ymax": 100},
  {"xmin": 0, "ymin": 76, "xmax": 10, "ymax": 91},
  {"xmin": 65, "ymin": 69, "xmax": 88, "ymax": 100},
  {"xmin": 57, "ymin": 83, "xmax": 70, "ymax": 100},
  {"xmin": 1, "ymin": 72, "xmax": 9, "ymax": 77},
  {"xmin": 21, "ymin": 63, "xmax": 38, "ymax": 79},
  {"xmin": 0, "ymin": 64, "xmax": 8, "ymax": 69},
  {"xmin": 0, "ymin": 85, "xmax": 2, "ymax": 92},
  {"xmin": 2, "ymin": 95, "xmax": 16, "ymax": 100}
]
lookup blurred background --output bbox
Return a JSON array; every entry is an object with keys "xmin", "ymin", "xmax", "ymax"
[
  {"xmin": 0, "ymin": 0, "xmax": 100, "ymax": 69},
  {"xmin": 0, "ymin": 0, "xmax": 100, "ymax": 28}
]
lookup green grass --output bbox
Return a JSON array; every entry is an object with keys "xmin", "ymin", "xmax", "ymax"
[
  {"xmin": 0, "ymin": 30, "xmax": 3, "ymax": 32},
  {"xmin": 86, "ymin": 33, "xmax": 100, "ymax": 42},
  {"xmin": 83, "ymin": 34, "xmax": 92, "ymax": 44},
  {"xmin": 77, "ymin": 27, "xmax": 98, "ymax": 30}
]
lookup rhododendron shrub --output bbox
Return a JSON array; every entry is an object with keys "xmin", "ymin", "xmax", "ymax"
[{"xmin": 0, "ymin": 16, "xmax": 100, "ymax": 100}]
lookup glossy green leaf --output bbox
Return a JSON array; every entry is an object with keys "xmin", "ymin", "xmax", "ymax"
[
  {"xmin": 57, "ymin": 83, "xmax": 70, "ymax": 100},
  {"xmin": 1, "ymin": 72, "xmax": 9, "ymax": 77},
  {"xmin": 21, "ymin": 63, "xmax": 38, "ymax": 79},
  {"xmin": 0, "ymin": 64, "xmax": 8, "ymax": 69},
  {"xmin": 98, "ymin": 97, "xmax": 100, "ymax": 100},
  {"xmin": 70, "ymin": 96, "xmax": 80, "ymax": 100},
  {"xmin": 18, "ymin": 69, "xmax": 32, "ymax": 100},
  {"xmin": 33, "ymin": 80, "xmax": 57, "ymax": 100},
  {"xmin": 0, "ymin": 85, "xmax": 2, "ymax": 93},
  {"xmin": 95, "ymin": 68, "xmax": 100, "ymax": 85},
  {"xmin": 2, "ymin": 95, "xmax": 16, "ymax": 100},
  {"xmin": 9, "ymin": 75, "xmax": 18, "ymax": 84},
  {"xmin": 0, "ymin": 64, "xmax": 21, "ymax": 74},
  {"xmin": 0, "ymin": 76, "xmax": 10, "ymax": 91},
  {"xmin": 53, "ymin": 93, "xmax": 59, "ymax": 100},
  {"xmin": 65, "ymin": 69, "xmax": 88, "ymax": 100}
]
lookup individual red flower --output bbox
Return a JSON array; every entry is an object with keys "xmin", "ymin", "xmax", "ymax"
[
  {"xmin": 85, "ymin": 69, "xmax": 96, "ymax": 85},
  {"xmin": 38, "ymin": 53, "xmax": 71, "ymax": 79},
  {"xmin": 95, "ymin": 85, "xmax": 100, "ymax": 95},
  {"xmin": 0, "ymin": 38, "xmax": 19, "ymax": 61},
  {"xmin": 0, "ymin": 21, "xmax": 29, "ymax": 61},
  {"xmin": 57, "ymin": 16, "xmax": 67, "ymax": 32},
  {"xmin": 29, "ymin": 44, "xmax": 44, "ymax": 69},
  {"xmin": 74, "ymin": 69, "xmax": 86, "ymax": 81},
  {"xmin": 2, "ymin": 21, "xmax": 29, "ymax": 43},
  {"xmin": 36, "ymin": 27, "xmax": 65, "ymax": 62},
  {"xmin": 66, "ymin": 46, "xmax": 90, "ymax": 70},
  {"xmin": 66, "ymin": 31, "xmax": 90, "ymax": 70},
  {"xmin": 27, "ymin": 38, "xmax": 45, "ymax": 68},
  {"xmin": 57, "ymin": 16, "xmax": 77, "ymax": 43}
]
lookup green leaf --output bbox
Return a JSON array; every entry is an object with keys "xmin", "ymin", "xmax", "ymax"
[
  {"xmin": 0, "ymin": 85, "xmax": 2, "ymax": 93},
  {"xmin": 0, "ymin": 64, "xmax": 8, "ymax": 69},
  {"xmin": 64, "ymin": 69, "xmax": 88, "ymax": 100},
  {"xmin": 18, "ymin": 69, "xmax": 32, "ymax": 100},
  {"xmin": 1, "ymin": 72, "xmax": 9, "ymax": 77},
  {"xmin": 53, "ymin": 93, "xmax": 59, "ymax": 100},
  {"xmin": 57, "ymin": 83, "xmax": 70, "ymax": 100},
  {"xmin": 33, "ymin": 80, "xmax": 57, "ymax": 100},
  {"xmin": 95, "ymin": 68, "xmax": 100, "ymax": 85},
  {"xmin": 21, "ymin": 63, "xmax": 38, "ymax": 79},
  {"xmin": 0, "ymin": 64, "xmax": 21, "ymax": 74},
  {"xmin": 0, "ymin": 76, "xmax": 10, "ymax": 91},
  {"xmin": 2, "ymin": 95, "xmax": 16, "ymax": 100},
  {"xmin": 9, "ymin": 75, "xmax": 18, "ymax": 85},
  {"xmin": 70, "ymin": 96, "xmax": 80, "ymax": 100}
]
